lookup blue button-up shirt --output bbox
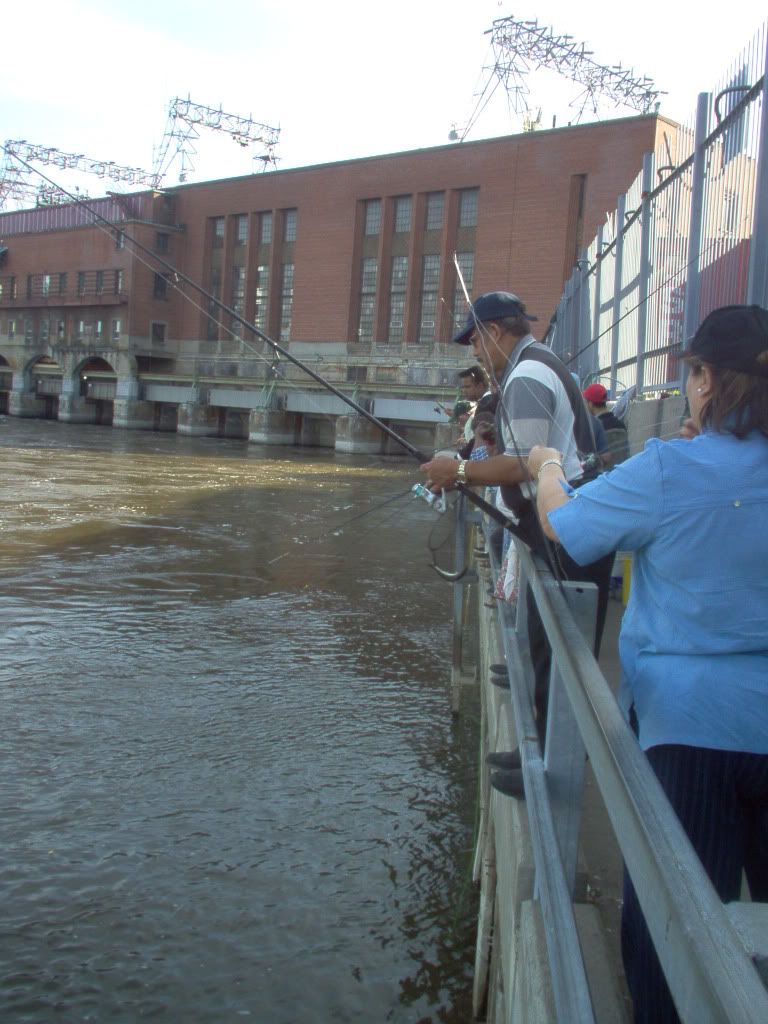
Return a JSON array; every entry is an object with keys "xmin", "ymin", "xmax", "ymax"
[{"xmin": 550, "ymin": 430, "xmax": 768, "ymax": 753}]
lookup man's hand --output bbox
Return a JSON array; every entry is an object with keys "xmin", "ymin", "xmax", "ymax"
[{"xmin": 421, "ymin": 457, "xmax": 460, "ymax": 492}]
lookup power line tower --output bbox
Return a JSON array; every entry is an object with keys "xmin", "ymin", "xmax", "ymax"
[
  {"xmin": 0, "ymin": 140, "xmax": 161, "ymax": 211},
  {"xmin": 153, "ymin": 97, "xmax": 280, "ymax": 183},
  {"xmin": 456, "ymin": 16, "xmax": 664, "ymax": 140}
]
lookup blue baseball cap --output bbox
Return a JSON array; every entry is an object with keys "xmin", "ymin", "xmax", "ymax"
[{"xmin": 452, "ymin": 291, "xmax": 538, "ymax": 345}]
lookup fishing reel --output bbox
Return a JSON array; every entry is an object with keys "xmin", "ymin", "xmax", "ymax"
[{"xmin": 412, "ymin": 483, "xmax": 447, "ymax": 513}]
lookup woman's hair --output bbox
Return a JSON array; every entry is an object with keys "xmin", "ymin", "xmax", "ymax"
[{"xmin": 687, "ymin": 352, "xmax": 768, "ymax": 438}]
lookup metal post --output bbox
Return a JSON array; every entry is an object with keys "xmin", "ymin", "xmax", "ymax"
[
  {"xmin": 577, "ymin": 251, "xmax": 593, "ymax": 382},
  {"xmin": 593, "ymin": 226, "xmax": 604, "ymax": 386},
  {"xmin": 682, "ymin": 94, "xmax": 711, "ymax": 352},
  {"xmin": 636, "ymin": 152, "xmax": 655, "ymax": 393},
  {"xmin": 747, "ymin": 42, "xmax": 768, "ymax": 306},
  {"xmin": 543, "ymin": 580, "xmax": 598, "ymax": 895},
  {"xmin": 451, "ymin": 495, "xmax": 468, "ymax": 701},
  {"xmin": 610, "ymin": 195, "xmax": 626, "ymax": 392}
]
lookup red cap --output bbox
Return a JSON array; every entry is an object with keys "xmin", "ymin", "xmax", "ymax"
[{"xmin": 582, "ymin": 383, "xmax": 608, "ymax": 404}]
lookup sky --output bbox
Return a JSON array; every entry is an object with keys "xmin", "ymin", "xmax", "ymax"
[{"xmin": 1, "ymin": 0, "xmax": 766, "ymax": 204}]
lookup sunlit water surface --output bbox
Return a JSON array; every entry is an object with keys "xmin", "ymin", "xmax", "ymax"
[{"xmin": 0, "ymin": 418, "xmax": 479, "ymax": 1023}]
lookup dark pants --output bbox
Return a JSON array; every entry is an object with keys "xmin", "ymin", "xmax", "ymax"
[
  {"xmin": 526, "ymin": 544, "xmax": 615, "ymax": 744},
  {"xmin": 622, "ymin": 744, "xmax": 768, "ymax": 1023}
]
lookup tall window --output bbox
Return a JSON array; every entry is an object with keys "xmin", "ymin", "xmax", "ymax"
[
  {"xmin": 458, "ymin": 188, "xmax": 479, "ymax": 228},
  {"xmin": 418, "ymin": 254, "xmax": 440, "ymax": 343},
  {"xmin": 388, "ymin": 255, "xmax": 408, "ymax": 343},
  {"xmin": 40, "ymin": 318, "xmax": 50, "ymax": 343},
  {"xmin": 212, "ymin": 217, "xmax": 225, "ymax": 248},
  {"xmin": 42, "ymin": 274, "xmax": 52, "ymax": 297},
  {"xmin": 155, "ymin": 232, "xmax": 169, "ymax": 252},
  {"xmin": 95, "ymin": 320, "xmax": 104, "ymax": 340},
  {"xmin": 260, "ymin": 212, "xmax": 273, "ymax": 244},
  {"xmin": 111, "ymin": 318, "xmax": 121, "ymax": 342},
  {"xmin": 254, "ymin": 265, "xmax": 269, "ymax": 331},
  {"xmin": 364, "ymin": 199, "xmax": 381, "ymax": 236},
  {"xmin": 231, "ymin": 266, "xmax": 246, "ymax": 338},
  {"xmin": 59, "ymin": 273, "xmax": 67, "ymax": 296},
  {"xmin": 24, "ymin": 319, "xmax": 33, "ymax": 343},
  {"xmin": 153, "ymin": 273, "xmax": 168, "ymax": 299},
  {"xmin": 425, "ymin": 192, "xmax": 444, "ymax": 231},
  {"xmin": 95, "ymin": 270, "xmax": 104, "ymax": 295},
  {"xmin": 394, "ymin": 196, "xmax": 411, "ymax": 234},
  {"xmin": 207, "ymin": 269, "xmax": 221, "ymax": 341},
  {"xmin": 114, "ymin": 230, "xmax": 125, "ymax": 250},
  {"xmin": 283, "ymin": 209, "xmax": 297, "ymax": 243},
  {"xmin": 77, "ymin": 271, "xmax": 86, "ymax": 296},
  {"xmin": 279, "ymin": 263, "xmax": 294, "ymax": 341},
  {"xmin": 234, "ymin": 215, "xmax": 248, "ymax": 246},
  {"xmin": 57, "ymin": 320, "xmax": 66, "ymax": 341},
  {"xmin": 357, "ymin": 257, "xmax": 377, "ymax": 344},
  {"xmin": 114, "ymin": 270, "xmax": 124, "ymax": 295},
  {"xmin": 452, "ymin": 252, "xmax": 475, "ymax": 329}
]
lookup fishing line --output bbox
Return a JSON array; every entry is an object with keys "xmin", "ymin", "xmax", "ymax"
[{"xmin": 266, "ymin": 487, "xmax": 414, "ymax": 565}]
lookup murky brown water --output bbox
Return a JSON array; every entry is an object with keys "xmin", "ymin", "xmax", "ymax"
[{"xmin": 0, "ymin": 417, "xmax": 480, "ymax": 1023}]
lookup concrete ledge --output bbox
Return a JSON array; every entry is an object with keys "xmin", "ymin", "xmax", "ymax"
[
  {"xmin": 512, "ymin": 900, "xmax": 556, "ymax": 1022},
  {"xmin": 575, "ymin": 903, "xmax": 630, "ymax": 1023}
]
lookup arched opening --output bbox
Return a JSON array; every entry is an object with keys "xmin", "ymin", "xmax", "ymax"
[
  {"xmin": 78, "ymin": 357, "xmax": 117, "ymax": 425},
  {"xmin": 0, "ymin": 355, "xmax": 10, "ymax": 414},
  {"xmin": 31, "ymin": 355, "xmax": 62, "ymax": 419}
]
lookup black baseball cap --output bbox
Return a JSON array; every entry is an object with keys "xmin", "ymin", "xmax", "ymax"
[
  {"xmin": 684, "ymin": 304, "xmax": 768, "ymax": 376},
  {"xmin": 452, "ymin": 291, "xmax": 538, "ymax": 345}
]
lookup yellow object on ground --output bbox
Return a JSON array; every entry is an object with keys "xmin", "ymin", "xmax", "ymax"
[{"xmin": 622, "ymin": 555, "xmax": 632, "ymax": 607}]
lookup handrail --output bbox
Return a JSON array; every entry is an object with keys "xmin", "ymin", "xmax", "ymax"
[
  {"xmin": 517, "ymin": 539, "xmax": 768, "ymax": 1022},
  {"xmin": 464, "ymin": 494, "xmax": 768, "ymax": 1021}
]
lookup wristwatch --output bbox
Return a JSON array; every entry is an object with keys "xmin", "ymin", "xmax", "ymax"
[{"xmin": 456, "ymin": 459, "xmax": 468, "ymax": 484}]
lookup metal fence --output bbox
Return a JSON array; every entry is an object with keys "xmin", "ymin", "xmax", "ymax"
[
  {"xmin": 548, "ymin": 21, "xmax": 768, "ymax": 396},
  {"xmin": 454, "ymin": 496, "xmax": 768, "ymax": 1022}
]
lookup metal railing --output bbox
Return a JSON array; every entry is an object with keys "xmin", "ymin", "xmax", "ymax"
[
  {"xmin": 455, "ymin": 494, "xmax": 768, "ymax": 1021},
  {"xmin": 548, "ymin": 21, "xmax": 768, "ymax": 394}
]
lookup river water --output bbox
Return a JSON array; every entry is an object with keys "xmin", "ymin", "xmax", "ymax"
[{"xmin": 0, "ymin": 417, "xmax": 480, "ymax": 1024}]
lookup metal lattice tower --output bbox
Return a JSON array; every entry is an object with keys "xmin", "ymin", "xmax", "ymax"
[
  {"xmin": 153, "ymin": 97, "xmax": 280, "ymax": 183},
  {"xmin": 488, "ymin": 16, "xmax": 663, "ymax": 124},
  {"xmin": 1, "ymin": 140, "xmax": 161, "ymax": 210}
]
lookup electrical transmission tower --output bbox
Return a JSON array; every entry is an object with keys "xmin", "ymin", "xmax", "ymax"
[
  {"xmin": 1, "ymin": 140, "xmax": 161, "ymax": 211},
  {"xmin": 487, "ymin": 16, "xmax": 663, "ymax": 126},
  {"xmin": 153, "ymin": 97, "xmax": 280, "ymax": 183}
]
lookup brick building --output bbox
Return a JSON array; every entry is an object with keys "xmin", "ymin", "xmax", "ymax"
[{"xmin": 0, "ymin": 113, "xmax": 675, "ymax": 447}]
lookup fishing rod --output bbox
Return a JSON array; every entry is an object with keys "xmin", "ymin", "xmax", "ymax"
[{"xmin": 6, "ymin": 153, "xmax": 520, "ymax": 536}]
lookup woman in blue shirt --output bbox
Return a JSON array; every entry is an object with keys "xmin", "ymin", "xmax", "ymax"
[{"xmin": 526, "ymin": 305, "xmax": 768, "ymax": 1024}]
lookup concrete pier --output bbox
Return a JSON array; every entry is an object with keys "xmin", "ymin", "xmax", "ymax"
[
  {"xmin": 177, "ymin": 402, "xmax": 219, "ymax": 437},
  {"xmin": 113, "ymin": 399, "xmax": 155, "ymax": 430},
  {"xmin": 8, "ymin": 390, "xmax": 47, "ymax": 418},
  {"xmin": 248, "ymin": 409, "xmax": 299, "ymax": 445},
  {"xmin": 334, "ymin": 415, "xmax": 384, "ymax": 454}
]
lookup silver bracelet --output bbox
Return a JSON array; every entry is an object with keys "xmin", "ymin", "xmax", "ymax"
[{"xmin": 537, "ymin": 458, "xmax": 564, "ymax": 480}]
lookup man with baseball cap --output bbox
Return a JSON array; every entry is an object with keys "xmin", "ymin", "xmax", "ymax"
[{"xmin": 421, "ymin": 291, "xmax": 615, "ymax": 792}]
